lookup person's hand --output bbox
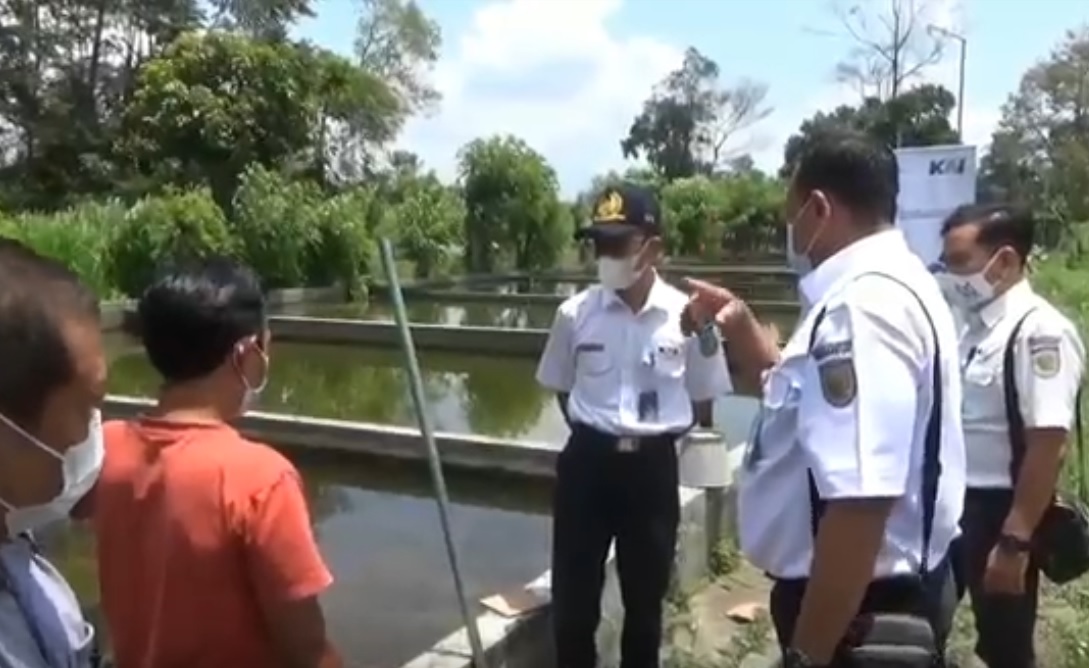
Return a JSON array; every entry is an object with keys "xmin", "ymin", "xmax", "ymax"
[
  {"xmin": 983, "ymin": 545, "xmax": 1029, "ymax": 595},
  {"xmin": 682, "ymin": 277, "xmax": 753, "ymax": 338},
  {"xmin": 763, "ymin": 321, "xmax": 781, "ymax": 347}
]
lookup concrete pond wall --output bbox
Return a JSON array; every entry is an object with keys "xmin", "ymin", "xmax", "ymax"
[{"xmin": 101, "ymin": 395, "xmax": 743, "ymax": 668}]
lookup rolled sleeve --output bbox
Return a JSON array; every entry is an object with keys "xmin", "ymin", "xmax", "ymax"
[
  {"xmin": 798, "ymin": 286, "xmax": 925, "ymax": 500},
  {"xmin": 536, "ymin": 306, "xmax": 575, "ymax": 392},
  {"xmin": 1015, "ymin": 316, "xmax": 1086, "ymax": 430},
  {"xmin": 684, "ymin": 335, "xmax": 733, "ymax": 402}
]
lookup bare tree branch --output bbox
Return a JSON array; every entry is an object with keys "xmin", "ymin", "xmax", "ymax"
[{"xmin": 828, "ymin": 0, "xmax": 947, "ymax": 101}]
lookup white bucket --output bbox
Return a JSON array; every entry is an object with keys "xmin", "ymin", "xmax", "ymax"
[{"xmin": 677, "ymin": 429, "xmax": 731, "ymax": 488}]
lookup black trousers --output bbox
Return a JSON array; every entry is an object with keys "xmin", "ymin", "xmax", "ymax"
[
  {"xmin": 551, "ymin": 424, "xmax": 680, "ymax": 668},
  {"xmin": 769, "ymin": 556, "xmax": 957, "ymax": 667},
  {"xmin": 952, "ymin": 488, "xmax": 1039, "ymax": 668}
]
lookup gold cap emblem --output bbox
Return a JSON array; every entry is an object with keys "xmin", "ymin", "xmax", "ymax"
[{"xmin": 594, "ymin": 191, "xmax": 625, "ymax": 222}]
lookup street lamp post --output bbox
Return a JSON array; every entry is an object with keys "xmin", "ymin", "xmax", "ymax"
[{"xmin": 929, "ymin": 25, "xmax": 967, "ymax": 141}]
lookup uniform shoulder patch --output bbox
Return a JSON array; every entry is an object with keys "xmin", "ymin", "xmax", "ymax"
[
  {"xmin": 1028, "ymin": 334, "xmax": 1062, "ymax": 378},
  {"xmin": 818, "ymin": 357, "xmax": 857, "ymax": 408},
  {"xmin": 812, "ymin": 338, "xmax": 856, "ymax": 408}
]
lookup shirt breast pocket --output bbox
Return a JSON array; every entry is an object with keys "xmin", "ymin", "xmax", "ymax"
[
  {"xmin": 575, "ymin": 342, "xmax": 614, "ymax": 377},
  {"xmin": 650, "ymin": 336, "xmax": 687, "ymax": 380},
  {"xmin": 762, "ymin": 364, "xmax": 801, "ymax": 411},
  {"xmin": 964, "ymin": 359, "xmax": 998, "ymax": 389}
]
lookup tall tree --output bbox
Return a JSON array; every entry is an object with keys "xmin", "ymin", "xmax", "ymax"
[
  {"xmin": 115, "ymin": 32, "xmax": 399, "ymax": 210},
  {"xmin": 978, "ymin": 27, "xmax": 1089, "ymax": 246},
  {"xmin": 780, "ymin": 83, "xmax": 958, "ymax": 175},
  {"xmin": 830, "ymin": 0, "xmax": 946, "ymax": 101},
  {"xmin": 458, "ymin": 135, "xmax": 569, "ymax": 273},
  {"xmin": 620, "ymin": 47, "xmax": 771, "ymax": 181},
  {"xmin": 354, "ymin": 0, "xmax": 442, "ymax": 114},
  {"xmin": 0, "ymin": 0, "xmax": 205, "ymax": 208},
  {"xmin": 208, "ymin": 0, "xmax": 314, "ymax": 39}
]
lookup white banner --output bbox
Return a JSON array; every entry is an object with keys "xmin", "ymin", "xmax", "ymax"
[{"xmin": 894, "ymin": 145, "xmax": 978, "ymax": 269}]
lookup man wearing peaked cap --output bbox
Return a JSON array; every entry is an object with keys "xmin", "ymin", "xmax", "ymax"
[
  {"xmin": 538, "ymin": 183, "xmax": 733, "ymax": 668},
  {"xmin": 574, "ymin": 182, "xmax": 663, "ymax": 244}
]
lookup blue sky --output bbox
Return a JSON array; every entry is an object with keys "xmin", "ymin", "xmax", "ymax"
[{"xmin": 296, "ymin": 0, "xmax": 1088, "ymax": 195}]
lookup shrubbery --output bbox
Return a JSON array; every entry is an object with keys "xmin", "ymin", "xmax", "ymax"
[{"xmin": 0, "ymin": 166, "xmax": 374, "ymax": 299}]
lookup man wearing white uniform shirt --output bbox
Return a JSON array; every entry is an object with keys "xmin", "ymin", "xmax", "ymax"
[
  {"xmin": 686, "ymin": 134, "xmax": 964, "ymax": 667},
  {"xmin": 937, "ymin": 204, "xmax": 1086, "ymax": 668},
  {"xmin": 536, "ymin": 183, "xmax": 732, "ymax": 668}
]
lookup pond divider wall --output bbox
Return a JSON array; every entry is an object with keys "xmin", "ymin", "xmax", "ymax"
[
  {"xmin": 399, "ymin": 287, "xmax": 799, "ymax": 314},
  {"xmin": 101, "ymin": 395, "xmax": 744, "ymax": 668},
  {"xmin": 102, "ymin": 395, "xmax": 558, "ymax": 479}
]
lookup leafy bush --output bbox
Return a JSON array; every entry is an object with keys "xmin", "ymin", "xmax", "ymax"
[
  {"xmin": 308, "ymin": 188, "xmax": 376, "ymax": 298},
  {"xmin": 232, "ymin": 165, "xmax": 322, "ymax": 289},
  {"xmin": 660, "ymin": 173, "xmax": 785, "ymax": 258},
  {"xmin": 2, "ymin": 200, "xmax": 125, "ymax": 297},
  {"xmin": 109, "ymin": 188, "xmax": 235, "ymax": 297}
]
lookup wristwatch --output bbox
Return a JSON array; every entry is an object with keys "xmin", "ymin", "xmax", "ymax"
[{"xmin": 996, "ymin": 532, "xmax": 1033, "ymax": 554}]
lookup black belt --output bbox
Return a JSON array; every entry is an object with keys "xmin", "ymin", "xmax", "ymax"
[{"xmin": 570, "ymin": 423, "xmax": 680, "ymax": 453}]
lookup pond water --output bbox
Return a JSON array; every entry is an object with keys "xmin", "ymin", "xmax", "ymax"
[
  {"xmin": 46, "ymin": 449, "xmax": 553, "ymax": 668},
  {"xmin": 106, "ymin": 334, "xmax": 762, "ymax": 446}
]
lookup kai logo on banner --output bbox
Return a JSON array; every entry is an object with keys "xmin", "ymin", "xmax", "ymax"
[{"xmin": 928, "ymin": 157, "xmax": 967, "ymax": 176}]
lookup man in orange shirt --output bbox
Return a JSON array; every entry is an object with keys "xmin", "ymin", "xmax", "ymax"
[{"xmin": 94, "ymin": 257, "xmax": 342, "ymax": 668}]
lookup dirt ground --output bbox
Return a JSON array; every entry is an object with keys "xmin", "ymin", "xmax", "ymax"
[{"xmin": 665, "ymin": 560, "xmax": 778, "ymax": 667}]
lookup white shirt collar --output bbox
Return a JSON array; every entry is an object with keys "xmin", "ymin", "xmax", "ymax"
[
  {"xmin": 970, "ymin": 278, "xmax": 1034, "ymax": 331},
  {"xmin": 798, "ymin": 228, "xmax": 905, "ymax": 305}
]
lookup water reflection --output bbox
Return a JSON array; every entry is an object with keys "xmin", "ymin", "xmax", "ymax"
[
  {"xmin": 44, "ymin": 449, "xmax": 554, "ymax": 668},
  {"xmin": 109, "ymin": 341, "xmax": 761, "ymax": 444}
]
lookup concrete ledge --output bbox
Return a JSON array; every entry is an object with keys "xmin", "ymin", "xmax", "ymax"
[
  {"xmin": 401, "ymin": 287, "xmax": 799, "ymax": 313},
  {"xmin": 270, "ymin": 317, "xmax": 550, "ymax": 356},
  {"xmin": 102, "ymin": 287, "xmax": 346, "ymax": 331},
  {"xmin": 103, "ymin": 395, "xmax": 558, "ymax": 479},
  {"xmin": 536, "ymin": 266, "xmax": 795, "ymax": 281},
  {"xmin": 265, "ymin": 285, "xmax": 346, "ymax": 306},
  {"xmin": 400, "ymin": 479, "xmax": 740, "ymax": 668}
]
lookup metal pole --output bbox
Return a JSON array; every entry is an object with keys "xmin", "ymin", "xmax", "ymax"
[
  {"xmin": 929, "ymin": 25, "xmax": 967, "ymax": 142},
  {"xmin": 956, "ymin": 37, "xmax": 966, "ymax": 141},
  {"xmin": 379, "ymin": 239, "xmax": 488, "ymax": 668}
]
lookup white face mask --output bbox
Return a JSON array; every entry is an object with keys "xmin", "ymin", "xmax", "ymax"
[
  {"xmin": 935, "ymin": 255, "xmax": 999, "ymax": 312},
  {"xmin": 786, "ymin": 198, "xmax": 822, "ymax": 276},
  {"xmin": 596, "ymin": 255, "xmax": 642, "ymax": 291},
  {"xmin": 936, "ymin": 271, "xmax": 995, "ymax": 311},
  {"xmin": 786, "ymin": 223, "xmax": 812, "ymax": 276},
  {"xmin": 0, "ymin": 410, "xmax": 105, "ymax": 536}
]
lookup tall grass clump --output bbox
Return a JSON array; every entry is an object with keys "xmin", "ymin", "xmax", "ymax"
[{"xmin": 1, "ymin": 200, "xmax": 125, "ymax": 298}]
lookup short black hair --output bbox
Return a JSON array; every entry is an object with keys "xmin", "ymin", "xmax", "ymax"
[
  {"xmin": 793, "ymin": 131, "xmax": 899, "ymax": 224},
  {"xmin": 0, "ymin": 238, "xmax": 100, "ymax": 427},
  {"xmin": 940, "ymin": 203, "xmax": 1034, "ymax": 264},
  {"xmin": 138, "ymin": 256, "xmax": 266, "ymax": 383}
]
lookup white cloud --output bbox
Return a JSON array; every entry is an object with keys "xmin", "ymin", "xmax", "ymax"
[
  {"xmin": 397, "ymin": 0, "xmax": 1001, "ymax": 195},
  {"xmin": 748, "ymin": 0, "xmax": 1000, "ymax": 172},
  {"xmin": 397, "ymin": 0, "xmax": 681, "ymax": 195}
]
